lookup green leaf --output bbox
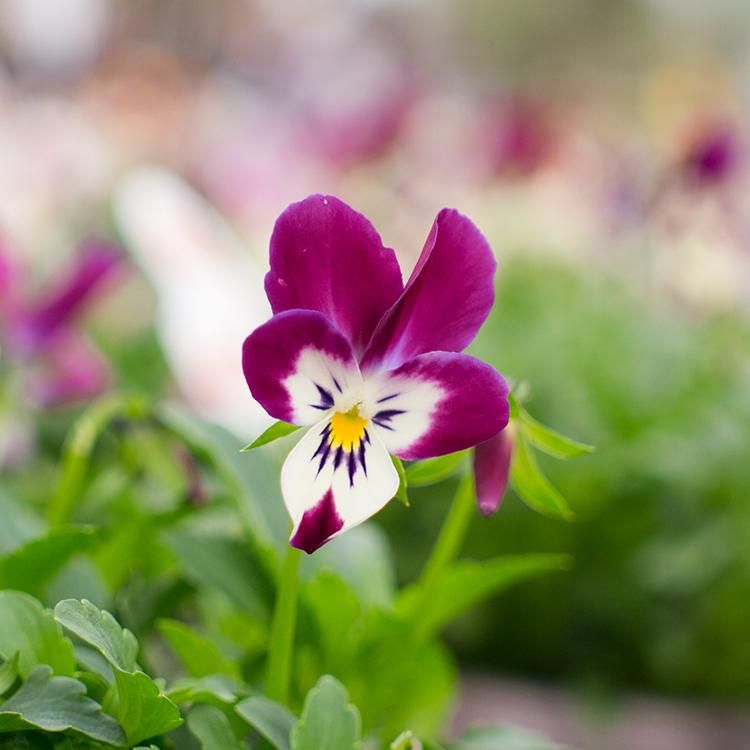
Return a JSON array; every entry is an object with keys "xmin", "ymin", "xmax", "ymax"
[
  {"xmin": 449, "ymin": 725, "xmax": 568, "ymax": 750},
  {"xmin": 404, "ymin": 452, "xmax": 467, "ymax": 487},
  {"xmin": 0, "ymin": 654, "xmax": 19, "ymax": 697},
  {"xmin": 48, "ymin": 392, "xmax": 150, "ymax": 526},
  {"xmin": 157, "ymin": 619, "xmax": 240, "ymax": 680},
  {"xmin": 302, "ymin": 573, "xmax": 360, "ymax": 672},
  {"xmin": 241, "ymin": 421, "xmax": 301, "ymax": 452},
  {"xmin": 54, "ymin": 599, "xmax": 182, "ymax": 745},
  {"xmin": 509, "ymin": 433, "xmax": 575, "ymax": 521},
  {"xmin": 164, "ymin": 531, "xmax": 273, "ymax": 620},
  {"xmin": 54, "ymin": 600, "xmax": 138, "ymax": 673},
  {"xmin": 392, "ymin": 730, "xmax": 445, "ymax": 750},
  {"xmin": 0, "ymin": 592, "xmax": 75, "ymax": 677},
  {"xmin": 391, "ymin": 456, "xmax": 409, "ymax": 506},
  {"xmin": 302, "ymin": 524, "xmax": 396, "ymax": 607},
  {"xmin": 0, "ymin": 491, "xmax": 43, "ymax": 555},
  {"xmin": 167, "ymin": 675, "xmax": 239, "ymax": 707},
  {"xmin": 235, "ymin": 695, "xmax": 296, "ymax": 750},
  {"xmin": 112, "ymin": 668, "xmax": 183, "ymax": 745},
  {"xmin": 187, "ymin": 704, "xmax": 242, "ymax": 750},
  {"xmin": 519, "ymin": 412, "xmax": 594, "ymax": 459},
  {"xmin": 401, "ymin": 555, "xmax": 571, "ymax": 638},
  {"xmin": 291, "ymin": 676, "xmax": 361, "ymax": 750},
  {"xmin": 0, "ymin": 665, "xmax": 125, "ymax": 746},
  {"xmin": 0, "ymin": 527, "xmax": 95, "ymax": 598},
  {"xmin": 354, "ymin": 616, "xmax": 454, "ymax": 739}
]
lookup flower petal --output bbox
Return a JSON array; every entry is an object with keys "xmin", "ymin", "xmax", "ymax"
[
  {"xmin": 283, "ymin": 419, "xmax": 399, "ymax": 553},
  {"xmin": 17, "ymin": 241, "xmax": 121, "ymax": 353},
  {"xmin": 365, "ymin": 351, "xmax": 509, "ymax": 460},
  {"xmin": 27, "ymin": 334, "xmax": 111, "ymax": 408},
  {"xmin": 473, "ymin": 427, "xmax": 514, "ymax": 517},
  {"xmin": 265, "ymin": 195, "xmax": 403, "ymax": 357},
  {"xmin": 361, "ymin": 209, "xmax": 496, "ymax": 371},
  {"xmin": 242, "ymin": 310, "xmax": 361, "ymax": 425}
]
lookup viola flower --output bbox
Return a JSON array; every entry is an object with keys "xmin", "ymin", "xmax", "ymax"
[
  {"xmin": 242, "ymin": 195, "xmax": 509, "ymax": 553},
  {"xmin": 0, "ymin": 239, "xmax": 121, "ymax": 407},
  {"xmin": 483, "ymin": 96, "xmax": 558, "ymax": 179},
  {"xmin": 682, "ymin": 123, "xmax": 740, "ymax": 188}
]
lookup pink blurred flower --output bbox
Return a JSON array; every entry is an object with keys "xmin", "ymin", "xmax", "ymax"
[
  {"xmin": 0, "ymin": 239, "xmax": 122, "ymax": 407},
  {"xmin": 482, "ymin": 96, "xmax": 559, "ymax": 179},
  {"xmin": 681, "ymin": 123, "xmax": 741, "ymax": 188}
]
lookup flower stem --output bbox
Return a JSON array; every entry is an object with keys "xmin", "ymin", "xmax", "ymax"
[
  {"xmin": 265, "ymin": 543, "xmax": 302, "ymax": 704},
  {"xmin": 412, "ymin": 470, "xmax": 475, "ymax": 629},
  {"xmin": 420, "ymin": 470, "xmax": 475, "ymax": 587}
]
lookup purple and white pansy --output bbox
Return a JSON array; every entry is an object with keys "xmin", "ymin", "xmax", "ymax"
[{"xmin": 242, "ymin": 195, "xmax": 509, "ymax": 553}]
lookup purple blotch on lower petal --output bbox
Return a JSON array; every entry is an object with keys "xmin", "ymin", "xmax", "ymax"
[{"xmin": 290, "ymin": 489, "xmax": 344, "ymax": 554}]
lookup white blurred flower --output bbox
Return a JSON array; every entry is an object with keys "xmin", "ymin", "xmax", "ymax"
[{"xmin": 113, "ymin": 166, "xmax": 272, "ymax": 436}]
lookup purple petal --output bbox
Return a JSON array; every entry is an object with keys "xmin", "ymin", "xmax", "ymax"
[
  {"xmin": 242, "ymin": 310, "xmax": 359, "ymax": 425},
  {"xmin": 0, "ymin": 239, "xmax": 19, "ymax": 325},
  {"xmin": 369, "ymin": 351, "xmax": 509, "ymax": 460},
  {"xmin": 684, "ymin": 124, "xmax": 739, "ymax": 186},
  {"xmin": 473, "ymin": 427, "xmax": 514, "ymax": 516},
  {"xmin": 264, "ymin": 195, "xmax": 403, "ymax": 357},
  {"xmin": 361, "ymin": 209, "xmax": 496, "ymax": 371},
  {"xmin": 28, "ymin": 334, "xmax": 111, "ymax": 407},
  {"xmin": 18, "ymin": 240, "xmax": 122, "ymax": 352},
  {"xmin": 289, "ymin": 489, "xmax": 343, "ymax": 554}
]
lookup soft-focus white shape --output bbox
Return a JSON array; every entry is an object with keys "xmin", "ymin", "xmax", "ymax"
[
  {"xmin": 361, "ymin": 370, "xmax": 443, "ymax": 455},
  {"xmin": 1, "ymin": 0, "xmax": 110, "ymax": 73},
  {"xmin": 112, "ymin": 166, "xmax": 272, "ymax": 436},
  {"xmin": 281, "ymin": 418, "xmax": 399, "ymax": 544},
  {"xmin": 0, "ymin": 98, "xmax": 110, "ymax": 251},
  {"xmin": 283, "ymin": 348, "xmax": 362, "ymax": 426}
]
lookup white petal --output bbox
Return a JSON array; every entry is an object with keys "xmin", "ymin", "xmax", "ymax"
[
  {"xmin": 283, "ymin": 347, "xmax": 362, "ymax": 425},
  {"xmin": 281, "ymin": 419, "xmax": 399, "ymax": 553},
  {"xmin": 362, "ymin": 369, "xmax": 443, "ymax": 455}
]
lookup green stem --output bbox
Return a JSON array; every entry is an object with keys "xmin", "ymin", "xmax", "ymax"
[
  {"xmin": 265, "ymin": 543, "xmax": 302, "ymax": 704},
  {"xmin": 419, "ymin": 470, "xmax": 476, "ymax": 591},
  {"xmin": 409, "ymin": 470, "xmax": 476, "ymax": 638},
  {"xmin": 48, "ymin": 393, "xmax": 149, "ymax": 526}
]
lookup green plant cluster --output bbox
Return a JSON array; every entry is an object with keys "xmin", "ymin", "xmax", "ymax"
[
  {"xmin": 387, "ymin": 257, "xmax": 750, "ymax": 697},
  {"xmin": 0, "ymin": 382, "xmax": 581, "ymax": 747}
]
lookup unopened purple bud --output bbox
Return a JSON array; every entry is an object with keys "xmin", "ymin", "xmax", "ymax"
[{"xmin": 473, "ymin": 425, "xmax": 514, "ymax": 517}]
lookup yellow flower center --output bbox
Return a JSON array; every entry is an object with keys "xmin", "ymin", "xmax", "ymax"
[{"xmin": 329, "ymin": 405, "xmax": 367, "ymax": 452}]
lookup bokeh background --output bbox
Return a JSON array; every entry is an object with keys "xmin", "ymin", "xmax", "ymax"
[{"xmin": 2, "ymin": 1, "xmax": 750, "ymax": 748}]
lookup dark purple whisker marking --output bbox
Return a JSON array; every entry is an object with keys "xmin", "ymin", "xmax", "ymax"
[
  {"xmin": 348, "ymin": 451, "xmax": 357, "ymax": 486},
  {"xmin": 308, "ymin": 383, "xmax": 334, "ymax": 412},
  {"xmin": 307, "ymin": 416, "xmax": 370, "ymax": 484},
  {"xmin": 377, "ymin": 392, "xmax": 400, "ymax": 403},
  {"xmin": 332, "ymin": 375, "xmax": 342, "ymax": 393},
  {"xmin": 333, "ymin": 446, "xmax": 344, "ymax": 470},
  {"xmin": 372, "ymin": 408, "xmax": 405, "ymax": 431}
]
